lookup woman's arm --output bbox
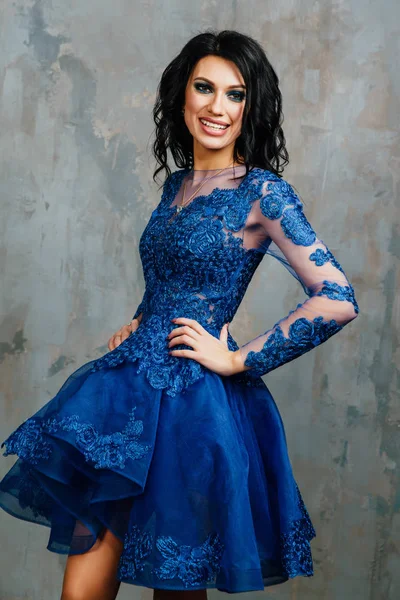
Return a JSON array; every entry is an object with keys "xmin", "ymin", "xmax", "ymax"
[{"xmin": 237, "ymin": 176, "xmax": 359, "ymax": 378}]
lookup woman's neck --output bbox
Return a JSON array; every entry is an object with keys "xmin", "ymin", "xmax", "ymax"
[
  {"xmin": 192, "ymin": 158, "xmax": 245, "ymax": 171},
  {"xmin": 192, "ymin": 145, "xmax": 244, "ymax": 172}
]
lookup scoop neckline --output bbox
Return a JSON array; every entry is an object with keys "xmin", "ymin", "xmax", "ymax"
[
  {"xmin": 164, "ymin": 165, "xmax": 261, "ymax": 213},
  {"xmin": 190, "ymin": 163, "xmax": 247, "ymax": 172}
]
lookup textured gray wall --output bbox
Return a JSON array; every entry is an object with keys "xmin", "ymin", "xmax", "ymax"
[{"xmin": 0, "ymin": 1, "xmax": 398, "ymax": 599}]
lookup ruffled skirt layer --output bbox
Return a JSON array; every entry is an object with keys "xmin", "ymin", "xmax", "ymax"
[{"xmin": 0, "ymin": 360, "xmax": 315, "ymax": 593}]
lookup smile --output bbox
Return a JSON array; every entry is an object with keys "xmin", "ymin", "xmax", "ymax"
[{"xmin": 199, "ymin": 118, "xmax": 229, "ymax": 130}]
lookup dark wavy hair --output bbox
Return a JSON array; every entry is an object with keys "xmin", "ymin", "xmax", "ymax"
[{"xmin": 152, "ymin": 29, "xmax": 289, "ymax": 184}]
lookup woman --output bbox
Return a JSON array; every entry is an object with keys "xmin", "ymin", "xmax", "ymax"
[{"xmin": 0, "ymin": 30, "xmax": 359, "ymax": 599}]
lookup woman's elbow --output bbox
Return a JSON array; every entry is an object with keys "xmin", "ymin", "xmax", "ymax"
[{"xmin": 346, "ymin": 299, "xmax": 359, "ymax": 322}]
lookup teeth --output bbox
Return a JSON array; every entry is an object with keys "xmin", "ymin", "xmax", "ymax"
[{"xmin": 200, "ymin": 119, "xmax": 228, "ymax": 130}]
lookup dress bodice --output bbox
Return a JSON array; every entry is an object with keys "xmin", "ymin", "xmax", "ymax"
[{"xmin": 90, "ymin": 166, "xmax": 359, "ymax": 396}]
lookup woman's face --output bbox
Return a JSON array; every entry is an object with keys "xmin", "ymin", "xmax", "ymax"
[{"xmin": 183, "ymin": 55, "xmax": 246, "ymax": 162}]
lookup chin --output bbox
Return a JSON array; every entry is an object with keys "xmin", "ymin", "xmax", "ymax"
[
  {"xmin": 194, "ymin": 134, "xmax": 233, "ymax": 151},
  {"xmin": 199, "ymin": 141, "xmax": 230, "ymax": 151}
]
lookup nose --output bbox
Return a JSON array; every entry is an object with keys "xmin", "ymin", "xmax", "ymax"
[{"xmin": 208, "ymin": 91, "xmax": 225, "ymax": 116}]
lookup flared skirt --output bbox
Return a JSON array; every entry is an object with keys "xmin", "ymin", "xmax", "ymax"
[{"xmin": 0, "ymin": 359, "xmax": 315, "ymax": 593}]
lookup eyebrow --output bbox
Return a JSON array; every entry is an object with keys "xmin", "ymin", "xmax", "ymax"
[{"xmin": 193, "ymin": 76, "xmax": 246, "ymax": 90}]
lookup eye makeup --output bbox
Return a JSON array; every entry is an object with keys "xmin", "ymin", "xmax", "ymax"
[{"xmin": 193, "ymin": 81, "xmax": 246, "ymax": 103}]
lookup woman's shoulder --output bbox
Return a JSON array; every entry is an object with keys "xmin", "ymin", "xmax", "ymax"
[
  {"xmin": 243, "ymin": 166, "xmax": 297, "ymax": 198},
  {"xmin": 166, "ymin": 168, "xmax": 189, "ymax": 183},
  {"xmin": 157, "ymin": 169, "xmax": 188, "ymax": 202},
  {"xmin": 247, "ymin": 166, "xmax": 288, "ymax": 184}
]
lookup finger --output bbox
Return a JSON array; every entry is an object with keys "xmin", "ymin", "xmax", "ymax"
[
  {"xmin": 168, "ymin": 334, "xmax": 199, "ymax": 350},
  {"xmin": 219, "ymin": 322, "xmax": 229, "ymax": 345},
  {"xmin": 172, "ymin": 318, "xmax": 204, "ymax": 335},
  {"xmin": 108, "ymin": 335, "xmax": 117, "ymax": 351},
  {"xmin": 168, "ymin": 348, "xmax": 197, "ymax": 359},
  {"xmin": 120, "ymin": 325, "xmax": 132, "ymax": 342},
  {"xmin": 169, "ymin": 325, "xmax": 200, "ymax": 341},
  {"xmin": 113, "ymin": 333, "xmax": 122, "ymax": 348}
]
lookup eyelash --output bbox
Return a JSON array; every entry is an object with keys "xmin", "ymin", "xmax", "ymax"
[{"xmin": 193, "ymin": 82, "xmax": 246, "ymax": 103}]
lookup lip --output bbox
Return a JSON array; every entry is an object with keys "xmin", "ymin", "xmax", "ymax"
[
  {"xmin": 199, "ymin": 116, "xmax": 229, "ymax": 126},
  {"xmin": 198, "ymin": 117, "xmax": 230, "ymax": 137}
]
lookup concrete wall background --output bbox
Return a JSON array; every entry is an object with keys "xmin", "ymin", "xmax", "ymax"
[{"xmin": 0, "ymin": 1, "xmax": 398, "ymax": 599}]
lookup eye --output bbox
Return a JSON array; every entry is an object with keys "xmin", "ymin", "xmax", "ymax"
[
  {"xmin": 193, "ymin": 82, "xmax": 212, "ymax": 93},
  {"xmin": 193, "ymin": 82, "xmax": 246, "ymax": 102},
  {"xmin": 227, "ymin": 91, "xmax": 246, "ymax": 103}
]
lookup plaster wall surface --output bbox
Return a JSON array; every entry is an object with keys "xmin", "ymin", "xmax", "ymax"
[{"xmin": 0, "ymin": 1, "xmax": 398, "ymax": 599}]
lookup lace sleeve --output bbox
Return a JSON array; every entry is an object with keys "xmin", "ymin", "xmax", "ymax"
[{"xmin": 238, "ymin": 176, "xmax": 359, "ymax": 378}]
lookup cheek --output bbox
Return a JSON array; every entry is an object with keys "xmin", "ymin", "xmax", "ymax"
[
  {"xmin": 229, "ymin": 104, "xmax": 245, "ymax": 133},
  {"xmin": 185, "ymin": 91, "xmax": 205, "ymax": 115}
]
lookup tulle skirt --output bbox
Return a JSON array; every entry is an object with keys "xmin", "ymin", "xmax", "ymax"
[{"xmin": 0, "ymin": 359, "xmax": 315, "ymax": 593}]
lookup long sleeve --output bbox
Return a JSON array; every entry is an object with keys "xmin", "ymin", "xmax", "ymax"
[{"xmin": 239, "ymin": 175, "xmax": 359, "ymax": 378}]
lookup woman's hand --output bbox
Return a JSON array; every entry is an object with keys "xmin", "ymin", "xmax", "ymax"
[
  {"xmin": 107, "ymin": 316, "xmax": 141, "ymax": 351},
  {"xmin": 167, "ymin": 317, "xmax": 246, "ymax": 376}
]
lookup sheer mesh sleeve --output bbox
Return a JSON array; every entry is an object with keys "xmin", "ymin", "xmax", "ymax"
[{"xmin": 239, "ymin": 176, "xmax": 359, "ymax": 378}]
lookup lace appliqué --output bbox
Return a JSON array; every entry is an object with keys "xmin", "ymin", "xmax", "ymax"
[
  {"xmin": 155, "ymin": 532, "xmax": 224, "ymax": 587},
  {"xmin": 46, "ymin": 408, "xmax": 151, "ymax": 469},
  {"xmin": 90, "ymin": 314, "xmax": 206, "ymax": 397},
  {"xmin": 259, "ymin": 179, "xmax": 296, "ymax": 219},
  {"xmin": 117, "ymin": 525, "xmax": 225, "ymax": 588},
  {"xmin": 90, "ymin": 169, "xmax": 271, "ymax": 396},
  {"xmin": 281, "ymin": 208, "xmax": 317, "ymax": 246},
  {"xmin": 309, "ymin": 247, "xmax": 345, "ymax": 274},
  {"xmin": 2, "ymin": 408, "xmax": 151, "ymax": 470},
  {"xmin": 317, "ymin": 281, "xmax": 359, "ymax": 314},
  {"xmin": 260, "ymin": 180, "xmax": 317, "ymax": 246},
  {"xmin": 280, "ymin": 485, "xmax": 316, "ymax": 578},
  {"xmin": 118, "ymin": 525, "xmax": 153, "ymax": 580},
  {"xmin": 89, "ymin": 167, "xmax": 357, "ymax": 393},
  {"xmin": 1, "ymin": 420, "xmax": 52, "ymax": 465},
  {"xmin": 244, "ymin": 315, "xmax": 343, "ymax": 378}
]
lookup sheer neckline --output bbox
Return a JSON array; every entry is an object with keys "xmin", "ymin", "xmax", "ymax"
[
  {"xmin": 190, "ymin": 164, "xmax": 247, "ymax": 183},
  {"xmin": 191, "ymin": 163, "xmax": 246, "ymax": 171},
  {"xmin": 165, "ymin": 166, "xmax": 258, "ymax": 215}
]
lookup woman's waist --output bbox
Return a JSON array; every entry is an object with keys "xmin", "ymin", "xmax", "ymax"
[
  {"xmin": 138, "ymin": 311, "xmax": 220, "ymax": 339},
  {"xmin": 142, "ymin": 290, "xmax": 233, "ymax": 324}
]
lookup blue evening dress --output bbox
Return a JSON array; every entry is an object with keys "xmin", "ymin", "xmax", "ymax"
[{"xmin": 0, "ymin": 165, "xmax": 359, "ymax": 593}]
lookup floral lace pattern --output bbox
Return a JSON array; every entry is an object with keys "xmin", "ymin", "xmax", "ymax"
[
  {"xmin": 316, "ymin": 281, "xmax": 359, "ymax": 312},
  {"xmin": 309, "ymin": 247, "xmax": 345, "ymax": 273},
  {"xmin": 280, "ymin": 485, "xmax": 316, "ymax": 578},
  {"xmin": 155, "ymin": 531, "xmax": 225, "ymax": 587},
  {"xmin": 1, "ymin": 420, "xmax": 52, "ymax": 465},
  {"xmin": 243, "ymin": 315, "xmax": 343, "ymax": 378},
  {"xmin": 117, "ymin": 504, "xmax": 315, "ymax": 587},
  {"xmin": 118, "ymin": 525, "xmax": 153, "ymax": 580},
  {"xmin": 2, "ymin": 408, "xmax": 151, "ymax": 470},
  {"xmin": 117, "ymin": 526, "xmax": 225, "ymax": 587},
  {"xmin": 258, "ymin": 179, "xmax": 297, "ymax": 219},
  {"xmin": 260, "ymin": 180, "xmax": 316, "ymax": 246},
  {"xmin": 88, "ymin": 167, "xmax": 358, "ymax": 390}
]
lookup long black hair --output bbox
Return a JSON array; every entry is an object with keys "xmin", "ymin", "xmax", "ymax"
[{"xmin": 152, "ymin": 29, "xmax": 289, "ymax": 184}]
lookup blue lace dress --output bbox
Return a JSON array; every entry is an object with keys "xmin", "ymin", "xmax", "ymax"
[{"xmin": 0, "ymin": 165, "xmax": 359, "ymax": 594}]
